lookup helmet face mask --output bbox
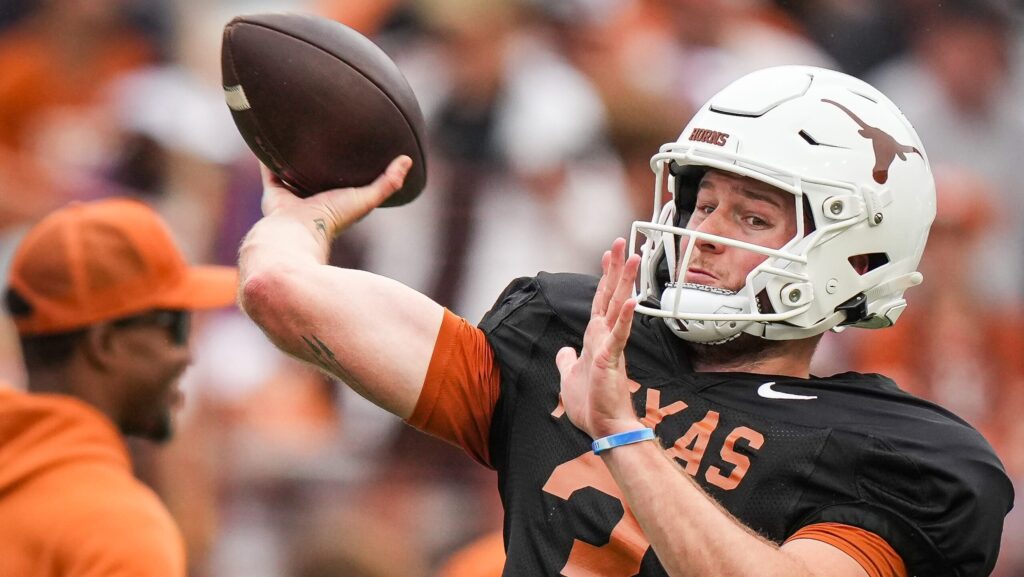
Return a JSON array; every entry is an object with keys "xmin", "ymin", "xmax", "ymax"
[{"xmin": 631, "ymin": 66, "xmax": 936, "ymax": 344}]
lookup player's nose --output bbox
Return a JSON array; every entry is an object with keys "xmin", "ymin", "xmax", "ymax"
[{"xmin": 691, "ymin": 213, "xmax": 728, "ymax": 254}]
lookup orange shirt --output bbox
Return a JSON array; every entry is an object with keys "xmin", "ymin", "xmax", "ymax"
[
  {"xmin": 0, "ymin": 386, "xmax": 185, "ymax": 577},
  {"xmin": 414, "ymin": 310, "xmax": 906, "ymax": 577}
]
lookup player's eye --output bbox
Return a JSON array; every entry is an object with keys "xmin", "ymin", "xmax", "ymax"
[{"xmin": 744, "ymin": 215, "xmax": 770, "ymax": 229}]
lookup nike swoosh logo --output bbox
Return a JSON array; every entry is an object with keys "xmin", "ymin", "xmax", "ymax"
[{"xmin": 757, "ymin": 382, "xmax": 818, "ymax": 400}]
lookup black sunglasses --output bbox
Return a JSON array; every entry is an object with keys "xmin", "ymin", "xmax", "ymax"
[{"xmin": 111, "ymin": 310, "xmax": 192, "ymax": 346}]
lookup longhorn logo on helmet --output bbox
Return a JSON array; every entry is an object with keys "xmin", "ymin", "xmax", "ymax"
[{"xmin": 821, "ymin": 98, "xmax": 921, "ymax": 184}]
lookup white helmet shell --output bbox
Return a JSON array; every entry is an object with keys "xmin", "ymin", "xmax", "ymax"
[{"xmin": 631, "ymin": 66, "xmax": 935, "ymax": 344}]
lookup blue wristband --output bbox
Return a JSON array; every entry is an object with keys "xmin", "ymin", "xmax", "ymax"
[{"xmin": 592, "ymin": 428, "xmax": 655, "ymax": 455}]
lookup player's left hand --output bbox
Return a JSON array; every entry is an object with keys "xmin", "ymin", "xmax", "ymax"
[{"xmin": 556, "ymin": 238, "xmax": 644, "ymax": 440}]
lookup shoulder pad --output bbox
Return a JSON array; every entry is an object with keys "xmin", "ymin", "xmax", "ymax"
[
  {"xmin": 479, "ymin": 272, "xmax": 598, "ymax": 336},
  {"xmin": 533, "ymin": 272, "xmax": 599, "ymax": 336}
]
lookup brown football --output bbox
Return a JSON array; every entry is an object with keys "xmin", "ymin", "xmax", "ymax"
[{"xmin": 221, "ymin": 12, "xmax": 427, "ymax": 206}]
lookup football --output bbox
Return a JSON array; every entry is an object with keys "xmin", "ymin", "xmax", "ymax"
[{"xmin": 221, "ymin": 12, "xmax": 427, "ymax": 206}]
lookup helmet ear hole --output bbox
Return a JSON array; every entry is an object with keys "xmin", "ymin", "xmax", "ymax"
[{"xmin": 848, "ymin": 253, "xmax": 889, "ymax": 275}]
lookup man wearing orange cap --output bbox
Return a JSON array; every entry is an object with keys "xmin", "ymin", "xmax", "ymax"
[{"xmin": 0, "ymin": 198, "xmax": 237, "ymax": 576}]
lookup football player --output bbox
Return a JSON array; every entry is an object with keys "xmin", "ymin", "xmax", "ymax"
[{"xmin": 238, "ymin": 66, "xmax": 1012, "ymax": 577}]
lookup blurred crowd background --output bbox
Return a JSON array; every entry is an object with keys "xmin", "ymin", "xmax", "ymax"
[{"xmin": 1, "ymin": 0, "xmax": 1023, "ymax": 575}]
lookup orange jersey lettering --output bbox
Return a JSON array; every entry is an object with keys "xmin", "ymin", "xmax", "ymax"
[
  {"xmin": 670, "ymin": 410, "xmax": 720, "ymax": 475},
  {"xmin": 706, "ymin": 426, "xmax": 765, "ymax": 491}
]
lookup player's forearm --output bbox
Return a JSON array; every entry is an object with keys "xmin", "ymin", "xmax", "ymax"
[
  {"xmin": 601, "ymin": 440, "xmax": 817, "ymax": 577},
  {"xmin": 238, "ymin": 214, "xmax": 443, "ymax": 419},
  {"xmin": 237, "ymin": 212, "xmax": 336, "ymax": 355},
  {"xmin": 237, "ymin": 199, "xmax": 378, "ymax": 346},
  {"xmin": 237, "ymin": 247, "xmax": 346, "ymax": 368}
]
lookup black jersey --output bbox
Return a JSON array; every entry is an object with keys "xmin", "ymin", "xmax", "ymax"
[{"xmin": 479, "ymin": 272, "xmax": 1013, "ymax": 577}]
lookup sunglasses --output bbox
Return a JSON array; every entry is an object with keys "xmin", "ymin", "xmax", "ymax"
[{"xmin": 111, "ymin": 310, "xmax": 192, "ymax": 346}]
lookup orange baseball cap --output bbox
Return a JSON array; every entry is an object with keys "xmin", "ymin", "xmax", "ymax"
[{"xmin": 6, "ymin": 198, "xmax": 238, "ymax": 335}]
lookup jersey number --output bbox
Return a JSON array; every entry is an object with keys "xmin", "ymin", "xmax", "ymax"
[{"xmin": 543, "ymin": 388, "xmax": 764, "ymax": 576}]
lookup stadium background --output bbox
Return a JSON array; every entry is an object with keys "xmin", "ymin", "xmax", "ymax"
[{"xmin": 0, "ymin": 0, "xmax": 1021, "ymax": 575}]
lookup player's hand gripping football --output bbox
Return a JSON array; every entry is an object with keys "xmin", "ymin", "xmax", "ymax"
[
  {"xmin": 556, "ymin": 239, "xmax": 644, "ymax": 440},
  {"xmin": 259, "ymin": 155, "xmax": 412, "ymax": 239}
]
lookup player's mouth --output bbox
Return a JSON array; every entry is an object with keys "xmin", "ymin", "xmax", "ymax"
[{"xmin": 684, "ymin": 267, "xmax": 719, "ymax": 285}]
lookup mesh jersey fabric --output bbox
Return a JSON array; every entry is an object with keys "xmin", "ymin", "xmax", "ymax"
[{"xmin": 467, "ymin": 272, "xmax": 1013, "ymax": 577}]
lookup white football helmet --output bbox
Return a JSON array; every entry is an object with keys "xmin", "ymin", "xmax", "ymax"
[{"xmin": 632, "ymin": 66, "xmax": 935, "ymax": 344}]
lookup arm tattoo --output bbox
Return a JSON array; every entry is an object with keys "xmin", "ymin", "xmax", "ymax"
[
  {"xmin": 313, "ymin": 218, "xmax": 329, "ymax": 240},
  {"xmin": 302, "ymin": 335, "xmax": 346, "ymax": 376}
]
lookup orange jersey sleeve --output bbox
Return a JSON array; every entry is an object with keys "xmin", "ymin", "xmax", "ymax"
[
  {"xmin": 786, "ymin": 522, "xmax": 907, "ymax": 577},
  {"xmin": 408, "ymin": 309, "xmax": 501, "ymax": 468},
  {"xmin": 439, "ymin": 530, "xmax": 505, "ymax": 577}
]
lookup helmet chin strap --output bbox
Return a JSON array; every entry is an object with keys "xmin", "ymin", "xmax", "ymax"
[
  {"xmin": 659, "ymin": 279, "xmax": 842, "ymax": 344},
  {"xmin": 661, "ymin": 283, "xmax": 753, "ymax": 345},
  {"xmin": 748, "ymin": 310, "xmax": 845, "ymax": 341}
]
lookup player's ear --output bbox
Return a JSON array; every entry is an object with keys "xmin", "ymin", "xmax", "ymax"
[{"xmin": 80, "ymin": 322, "xmax": 123, "ymax": 372}]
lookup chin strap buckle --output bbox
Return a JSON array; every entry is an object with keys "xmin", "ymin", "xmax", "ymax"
[{"xmin": 835, "ymin": 292, "xmax": 868, "ymax": 326}]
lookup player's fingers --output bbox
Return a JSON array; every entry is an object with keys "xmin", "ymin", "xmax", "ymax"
[
  {"xmin": 375, "ymin": 156, "xmax": 412, "ymax": 196},
  {"xmin": 599, "ymin": 240, "xmax": 625, "ymax": 323},
  {"xmin": 379, "ymin": 155, "xmax": 412, "ymax": 192},
  {"xmin": 555, "ymin": 346, "xmax": 579, "ymax": 376},
  {"xmin": 260, "ymin": 164, "xmax": 294, "ymax": 215},
  {"xmin": 324, "ymin": 155, "xmax": 410, "ymax": 214},
  {"xmin": 348, "ymin": 155, "xmax": 411, "ymax": 213},
  {"xmin": 605, "ymin": 243, "xmax": 635, "ymax": 325},
  {"xmin": 591, "ymin": 250, "xmax": 612, "ymax": 318},
  {"xmin": 605, "ymin": 239, "xmax": 625, "ymax": 297},
  {"xmin": 259, "ymin": 163, "xmax": 276, "ymax": 184},
  {"xmin": 609, "ymin": 254, "xmax": 640, "ymax": 311},
  {"xmin": 606, "ymin": 298, "xmax": 637, "ymax": 365}
]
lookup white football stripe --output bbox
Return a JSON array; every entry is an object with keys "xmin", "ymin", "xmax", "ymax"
[{"xmin": 224, "ymin": 85, "xmax": 251, "ymax": 111}]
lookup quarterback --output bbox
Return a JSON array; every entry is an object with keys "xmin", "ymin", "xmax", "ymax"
[{"xmin": 238, "ymin": 66, "xmax": 1012, "ymax": 577}]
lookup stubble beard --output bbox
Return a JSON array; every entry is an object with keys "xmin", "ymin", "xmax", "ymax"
[
  {"xmin": 681, "ymin": 333, "xmax": 794, "ymax": 373},
  {"xmin": 120, "ymin": 409, "xmax": 175, "ymax": 444}
]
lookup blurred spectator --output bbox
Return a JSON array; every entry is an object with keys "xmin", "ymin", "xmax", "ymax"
[
  {"xmin": 773, "ymin": 0, "xmax": 911, "ymax": 76},
  {"xmin": 289, "ymin": 509, "xmax": 430, "ymax": 577},
  {"xmin": 658, "ymin": 0, "xmax": 836, "ymax": 108},
  {"xmin": 0, "ymin": 198, "xmax": 236, "ymax": 577},
  {"xmin": 526, "ymin": 0, "xmax": 693, "ymax": 218},
  {"xmin": 536, "ymin": 0, "xmax": 831, "ymax": 224},
  {"xmin": 0, "ymin": 0, "xmax": 33, "ymax": 30},
  {"xmin": 352, "ymin": 0, "xmax": 631, "ymax": 323},
  {"xmin": 316, "ymin": 0, "xmax": 404, "ymax": 35},
  {"xmin": 868, "ymin": 0, "xmax": 1024, "ymax": 304},
  {"xmin": 537, "ymin": 0, "xmax": 834, "ymax": 116},
  {"xmin": 0, "ymin": 0, "xmax": 158, "ymax": 228},
  {"xmin": 106, "ymin": 63, "xmax": 250, "ymax": 262}
]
